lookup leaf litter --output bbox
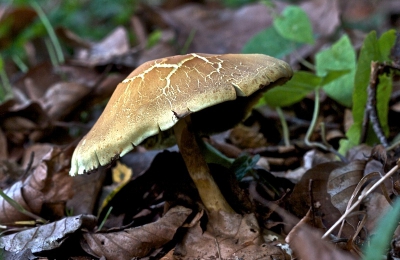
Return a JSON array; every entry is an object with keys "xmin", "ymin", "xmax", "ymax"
[{"xmin": 1, "ymin": 0, "xmax": 400, "ymax": 259}]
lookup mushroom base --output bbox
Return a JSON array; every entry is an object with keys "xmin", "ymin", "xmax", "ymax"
[{"xmin": 174, "ymin": 116, "xmax": 234, "ymax": 213}]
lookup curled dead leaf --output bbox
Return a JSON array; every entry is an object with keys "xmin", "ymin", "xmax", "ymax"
[
  {"xmin": 175, "ymin": 211, "xmax": 286, "ymax": 259},
  {"xmin": 0, "ymin": 214, "xmax": 97, "ymax": 253},
  {"xmin": 81, "ymin": 206, "xmax": 192, "ymax": 259},
  {"xmin": 327, "ymin": 160, "xmax": 365, "ymax": 213},
  {"xmin": 286, "ymin": 212, "xmax": 357, "ymax": 260},
  {"xmin": 0, "ymin": 145, "xmax": 74, "ymax": 223}
]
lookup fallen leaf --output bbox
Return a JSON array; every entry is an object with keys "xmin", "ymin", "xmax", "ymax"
[
  {"xmin": 287, "ymin": 161, "xmax": 357, "ymax": 238},
  {"xmin": 81, "ymin": 206, "xmax": 192, "ymax": 259},
  {"xmin": 286, "ymin": 212, "xmax": 357, "ymax": 260},
  {"xmin": 74, "ymin": 26, "xmax": 131, "ymax": 66},
  {"xmin": 301, "ymin": 0, "xmax": 340, "ymax": 38},
  {"xmin": 327, "ymin": 160, "xmax": 365, "ymax": 213},
  {"xmin": 174, "ymin": 210, "xmax": 286, "ymax": 259},
  {"xmin": 363, "ymin": 192, "xmax": 392, "ymax": 233},
  {"xmin": 0, "ymin": 214, "xmax": 97, "ymax": 253},
  {"xmin": 0, "ymin": 146, "xmax": 74, "ymax": 222},
  {"xmin": 229, "ymin": 123, "xmax": 267, "ymax": 149},
  {"xmin": 139, "ymin": 2, "xmax": 281, "ymax": 63},
  {"xmin": 66, "ymin": 167, "xmax": 107, "ymax": 216},
  {"xmin": 0, "ymin": 6, "xmax": 37, "ymax": 49},
  {"xmin": 39, "ymin": 82, "xmax": 91, "ymax": 121},
  {"xmin": 0, "ymin": 127, "xmax": 7, "ymax": 159}
]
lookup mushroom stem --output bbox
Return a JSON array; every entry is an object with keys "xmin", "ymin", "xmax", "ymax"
[{"xmin": 174, "ymin": 115, "xmax": 234, "ymax": 213}]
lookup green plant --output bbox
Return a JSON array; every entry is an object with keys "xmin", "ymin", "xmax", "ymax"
[
  {"xmin": 363, "ymin": 198, "xmax": 400, "ymax": 260},
  {"xmin": 243, "ymin": 4, "xmax": 397, "ymax": 155},
  {"xmin": 340, "ymin": 30, "xmax": 396, "ymax": 154}
]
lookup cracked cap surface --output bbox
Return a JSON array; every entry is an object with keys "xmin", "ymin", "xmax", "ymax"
[{"xmin": 70, "ymin": 53, "xmax": 293, "ymax": 176}]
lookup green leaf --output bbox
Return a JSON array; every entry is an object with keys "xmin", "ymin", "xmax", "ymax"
[
  {"xmin": 230, "ymin": 154, "xmax": 260, "ymax": 181},
  {"xmin": 273, "ymin": 6, "xmax": 314, "ymax": 44},
  {"xmin": 363, "ymin": 199, "xmax": 400, "ymax": 260},
  {"xmin": 261, "ymin": 70, "xmax": 348, "ymax": 108},
  {"xmin": 340, "ymin": 30, "xmax": 396, "ymax": 154},
  {"xmin": 242, "ymin": 26, "xmax": 300, "ymax": 59},
  {"xmin": 316, "ymin": 35, "xmax": 356, "ymax": 107},
  {"xmin": 260, "ymin": 71, "xmax": 319, "ymax": 107}
]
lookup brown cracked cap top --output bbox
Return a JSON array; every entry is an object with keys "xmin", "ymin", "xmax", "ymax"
[{"xmin": 70, "ymin": 53, "xmax": 293, "ymax": 175}]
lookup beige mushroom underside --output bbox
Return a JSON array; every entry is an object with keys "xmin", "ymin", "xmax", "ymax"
[{"xmin": 70, "ymin": 53, "xmax": 292, "ymax": 176}]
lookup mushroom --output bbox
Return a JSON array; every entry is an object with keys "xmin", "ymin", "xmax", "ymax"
[{"xmin": 69, "ymin": 53, "xmax": 292, "ymax": 213}]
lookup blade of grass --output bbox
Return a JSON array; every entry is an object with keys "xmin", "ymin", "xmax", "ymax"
[
  {"xmin": 363, "ymin": 198, "xmax": 400, "ymax": 260},
  {"xmin": 276, "ymin": 107, "xmax": 290, "ymax": 146},
  {"xmin": 98, "ymin": 206, "xmax": 113, "ymax": 231},
  {"xmin": 0, "ymin": 188, "xmax": 47, "ymax": 224},
  {"xmin": 30, "ymin": 0, "xmax": 64, "ymax": 64},
  {"xmin": 0, "ymin": 55, "xmax": 13, "ymax": 103}
]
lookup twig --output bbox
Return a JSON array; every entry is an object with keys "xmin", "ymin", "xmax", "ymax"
[
  {"xmin": 366, "ymin": 61, "xmax": 389, "ymax": 147},
  {"xmin": 23, "ymin": 152, "xmax": 35, "ymax": 178},
  {"xmin": 215, "ymin": 238, "xmax": 222, "ymax": 260},
  {"xmin": 308, "ymin": 179, "xmax": 316, "ymax": 227},
  {"xmin": 322, "ymin": 161, "xmax": 399, "ymax": 239}
]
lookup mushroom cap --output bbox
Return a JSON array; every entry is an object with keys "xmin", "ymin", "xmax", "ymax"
[{"xmin": 70, "ymin": 53, "xmax": 292, "ymax": 176}]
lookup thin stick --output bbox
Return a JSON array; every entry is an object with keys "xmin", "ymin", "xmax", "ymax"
[
  {"xmin": 215, "ymin": 238, "xmax": 222, "ymax": 260},
  {"xmin": 322, "ymin": 163, "xmax": 399, "ymax": 239},
  {"xmin": 366, "ymin": 61, "xmax": 389, "ymax": 147}
]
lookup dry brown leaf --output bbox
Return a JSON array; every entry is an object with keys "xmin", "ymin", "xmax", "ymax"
[
  {"xmin": 0, "ymin": 127, "xmax": 7, "ymax": 159},
  {"xmin": 39, "ymin": 82, "xmax": 91, "ymax": 121},
  {"xmin": 0, "ymin": 214, "xmax": 97, "ymax": 253},
  {"xmin": 66, "ymin": 167, "xmax": 107, "ymax": 215},
  {"xmin": 0, "ymin": 6, "xmax": 37, "ymax": 49},
  {"xmin": 286, "ymin": 212, "xmax": 357, "ymax": 260},
  {"xmin": 327, "ymin": 160, "xmax": 365, "ymax": 213},
  {"xmin": 81, "ymin": 206, "xmax": 192, "ymax": 259},
  {"xmin": 0, "ymin": 163, "xmax": 45, "ymax": 223},
  {"xmin": 1, "ymin": 248, "xmax": 36, "ymax": 260},
  {"xmin": 301, "ymin": 0, "xmax": 340, "ymax": 38},
  {"xmin": 370, "ymin": 144, "xmax": 387, "ymax": 166},
  {"xmin": 0, "ymin": 160, "xmax": 24, "ymax": 190},
  {"xmin": 287, "ymin": 161, "xmax": 358, "ymax": 237},
  {"xmin": 0, "ymin": 145, "xmax": 73, "ymax": 223},
  {"xmin": 363, "ymin": 192, "xmax": 392, "ymax": 233},
  {"xmin": 74, "ymin": 26, "xmax": 131, "ymax": 66},
  {"xmin": 138, "ymin": 2, "xmax": 281, "ymax": 63},
  {"xmin": 229, "ymin": 123, "xmax": 267, "ymax": 149},
  {"xmin": 56, "ymin": 27, "xmax": 92, "ymax": 49},
  {"xmin": 174, "ymin": 211, "xmax": 286, "ymax": 259}
]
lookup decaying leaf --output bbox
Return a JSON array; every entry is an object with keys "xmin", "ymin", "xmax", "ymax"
[
  {"xmin": 66, "ymin": 167, "xmax": 107, "ymax": 216},
  {"xmin": 73, "ymin": 26, "xmax": 132, "ymax": 66},
  {"xmin": 39, "ymin": 82, "xmax": 91, "ymax": 121},
  {"xmin": 0, "ymin": 145, "xmax": 73, "ymax": 222},
  {"xmin": 0, "ymin": 127, "xmax": 7, "ymax": 159},
  {"xmin": 286, "ymin": 212, "xmax": 357, "ymax": 260},
  {"xmin": 81, "ymin": 206, "xmax": 192, "ymax": 259},
  {"xmin": 174, "ymin": 210, "xmax": 286, "ymax": 259},
  {"xmin": 327, "ymin": 160, "xmax": 365, "ymax": 213},
  {"xmin": 0, "ymin": 6, "xmax": 37, "ymax": 49},
  {"xmin": 287, "ymin": 161, "xmax": 359, "ymax": 237},
  {"xmin": 0, "ymin": 214, "xmax": 97, "ymax": 253}
]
